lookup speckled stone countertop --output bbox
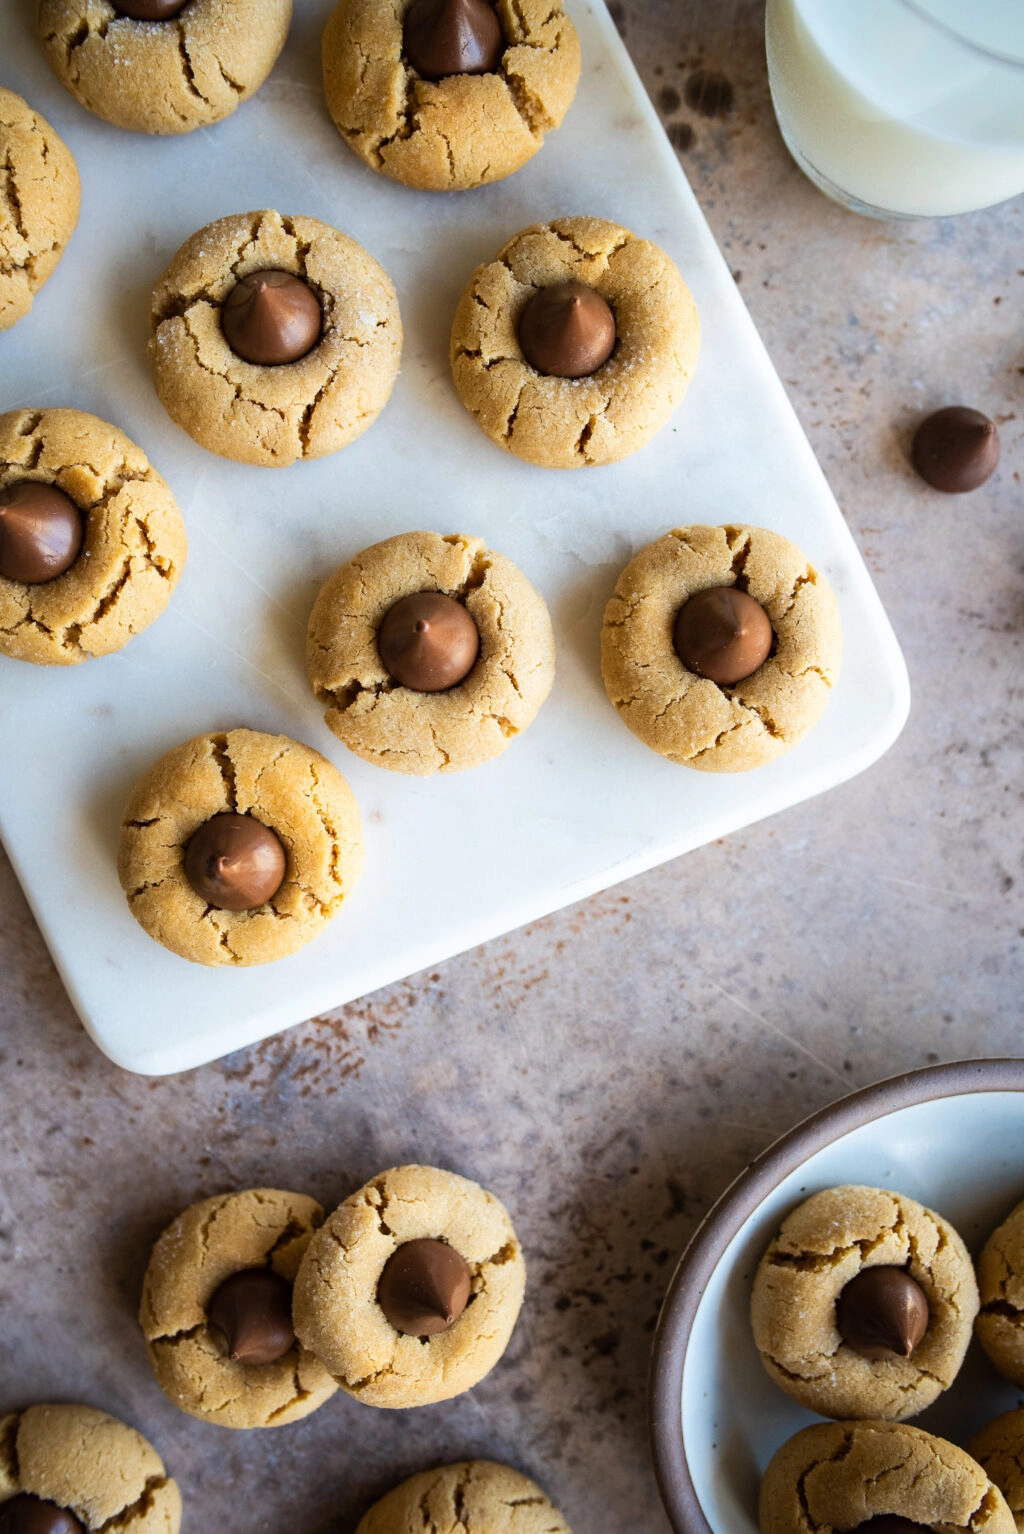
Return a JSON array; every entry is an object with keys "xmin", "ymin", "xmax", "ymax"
[{"xmin": 2, "ymin": 2, "xmax": 1022, "ymax": 1531}]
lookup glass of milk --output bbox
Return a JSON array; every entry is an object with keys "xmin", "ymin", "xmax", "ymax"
[{"xmin": 765, "ymin": 0, "xmax": 1024, "ymax": 218}]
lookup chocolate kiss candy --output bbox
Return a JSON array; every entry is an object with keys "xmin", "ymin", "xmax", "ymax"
[
  {"xmin": 207, "ymin": 1268, "xmax": 295, "ymax": 1365},
  {"xmin": 404, "ymin": 0, "xmax": 504, "ymax": 80},
  {"xmin": 377, "ymin": 1238, "xmax": 472, "ymax": 1337},
  {"xmin": 0, "ymin": 482, "xmax": 83, "ymax": 585},
  {"xmin": 221, "ymin": 270, "xmax": 322, "ymax": 366},
  {"xmin": 518, "ymin": 281, "xmax": 616, "ymax": 379},
  {"xmin": 836, "ymin": 1266, "xmax": 930, "ymax": 1361},
  {"xmin": 912, "ymin": 405, "xmax": 1000, "ymax": 493},
  {"xmin": 0, "ymin": 1496, "xmax": 84, "ymax": 1534},
  {"xmin": 183, "ymin": 813, "xmax": 287, "ymax": 912},
  {"xmin": 111, "ymin": 0, "xmax": 189, "ymax": 16},
  {"xmin": 850, "ymin": 1520, "xmax": 933, "ymax": 1534},
  {"xmin": 673, "ymin": 586, "xmax": 772, "ymax": 686},
  {"xmin": 378, "ymin": 591, "xmax": 479, "ymax": 692}
]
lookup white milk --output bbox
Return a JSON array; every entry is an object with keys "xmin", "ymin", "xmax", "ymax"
[{"xmin": 766, "ymin": 0, "xmax": 1024, "ymax": 217}]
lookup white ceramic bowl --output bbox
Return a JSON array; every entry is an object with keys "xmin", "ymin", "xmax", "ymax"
[{"xmin": 649, "ymin": 1058, "xmax": 1024, "ymax": 1534}]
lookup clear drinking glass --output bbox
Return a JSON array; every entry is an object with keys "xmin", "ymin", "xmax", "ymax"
[{"xmin": 765, "ymin": 0, "xmax": 1024, "ymax": 219}]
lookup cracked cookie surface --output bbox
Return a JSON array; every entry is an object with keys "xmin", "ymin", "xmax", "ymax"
[
  {"xmin": 750, "ymin": 1184, "xmax": 978, "ymax": 1422},
  {"xmin": 139, "ymin": 1187, "xmax": 338, "ymax": 1429},
  {"xmin": 0, "ymin": 1403, "xmax": 181, "ymax": 1532},
  {"xmin": 356, "ymin": 1459, "xmax": 572, "ymax": 1534},
  {"xmin": 0, "ymin": 88, "xmax": 80, "ymax": 330},
  {"xmin": 601, "ymin": 523, "xmax": 841, "ymax": 772},
  {"xmin": 149, "ymin": 209, "xmax": 402, "ymax": 467},
  {"xmin": 306, "ymin": 530, "xmax": 555, "ymax": 775},
  {"xmin": 37, "ymin": 0, "xmax": 291, "ymax": 135},
  {"xmin": 322, "ymin": 0, "xmax": 579, "ymax": 192},
  {"xmin": 449, "ymin": 215, "xmax": 700, "ymax": 468},
  {"xmin": 293, "ymin": 1164, "xmax": 526, "ymax": 1408},
  {"xmin": 971, "ymin": 1409, "xmax": 1024, "ymax": 1534},
  {"xmin": 117, "ymin": 727, "xmax": 365, "ymax": 967},
  {"xmin": 976, "ymin": 1199, "xmax": 1024, "ymax": 1386},
  {"xmin": 759, "ymin": 1420, "xmax": 1014, "ymax": 1534},
  {"xmin": 0, "ymin": 408, "xmax": 187, "ymax": 666}
]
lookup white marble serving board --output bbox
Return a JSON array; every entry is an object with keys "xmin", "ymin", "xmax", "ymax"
[{"xmin": 0, "ymin": 0, "xmax": 909, "ymax": 1075}]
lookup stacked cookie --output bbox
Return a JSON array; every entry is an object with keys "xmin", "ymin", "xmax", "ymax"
[
  {"xmin": 751, "ymin": 1185, "xmax": 1024, "ymax": 1534},
  {"xmin": 140, "ymin": 1165, "xmax": 525, "ymax": 1426}
]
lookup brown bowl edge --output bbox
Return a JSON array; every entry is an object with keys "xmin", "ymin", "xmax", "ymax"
[{"xmin": 647, "ymin": 1057, "xmax": 1024, "ymax": 1534}]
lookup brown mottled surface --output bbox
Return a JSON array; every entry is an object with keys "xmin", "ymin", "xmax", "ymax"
[{"xmin": 2, "ymin": 2, "xmax": 1023, "ymax": 1532}]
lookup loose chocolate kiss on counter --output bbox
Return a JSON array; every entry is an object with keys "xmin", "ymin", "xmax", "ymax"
[
  {"xmin": 184, "ymin": 813, "xmax": 287, "ymax": 912},
  {"xmin": 518, "ymin": 280, "xmax": 617, "ymax": 379},
  {"xmin": 377, "ymin": 1238, "xmax": 472, "ymax": 1337},
  {"xmin": 111, "ymin": 0, "xmax": 190, "ymax": 17},
  {"xmin": 378, "ymin": 592, "xmax": 480, "ymax": 692},
  {"xmin": 0, "ymin": 482, "xmax": 83, "ymax": 585},
  {"xmin": 912, "ymin": 405, "xmax": 1000, "ymax": 493},
  {"xmin": 0, "ymin": 1496, "xmax": 83, "ymax": 1534},
  {"xmin": 404, "ymin": 0, "xmax": 504, "ymax": 82},
  {"xmin": 221, "ymin": 271, "xmax": 323, "ymax": 367},
  {"xmin": 207, "ymin": 1268, "xmax": 295, "ymax": 1366},
  {"xmin": 835, "ymin": 1266, "xmax": 930, "ymax": 1361},
  {"xmin": 673, "ymin": 586, "xmax": 773, "ymax": 687}
]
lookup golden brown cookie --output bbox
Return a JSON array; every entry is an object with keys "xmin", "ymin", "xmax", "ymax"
[
  {"xmin": 449, "ymin": 216, "xmax": 700, "ymax": 469},
  {"xmin": 977, "ymin": 1199, "xmax": 1024, "ymax": 1386},
  {"xmin": 601, "ymin": 523, "xmax": 842, "ymax": 772},
  {"xmin": 306, "ymin": 530, "xmax": 555, "ymax": 775},
  {"xmin": 971, "ymin": 1410, "xmax": 1024, "ymax": 1534},
  {"xmin": 293, "ymin": 1164, "xmax": 526, "ymax": 1408},
  {"xmin": 38, "ymin": 0, "xmax": 291, "ymax": 135},
  {"xmin": 0, "ymin": 89, "xmax": 80, "ymax": 330},
  {"xmin": 322, "ymin": 0, "xmax": 580, "ymax": 192},
  {"xmin": 356, "ymin": 1460, "xmax": 572, "ymax": 1534},
  {"xmin": 149, "ymin": 209, "xmax": 402, "ymax": 467},
  {"xmin": 760, "ymin": 1421, "xmax": 1014, "ymax": 1534},
  {"xmin": 0, "ymin": 408, "xmax": 187, "ymax": 666},
  {"xmin": 0, "ymin": 1403, "xmax": 181, "ymax": 1532},
  {"xmin": 140, "ymin": 1187, "xmax": 338, "ymax": 1429},
  {"xmin": 117, "ymin": 727, "xmax": 365, "ymax": 967},
  {"xmin": 750, "ymin": 1184, "xmax": 978, "ymax": 1421}
]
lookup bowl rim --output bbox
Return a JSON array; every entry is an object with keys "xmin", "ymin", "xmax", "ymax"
[{"xmin": 647, "ymin": 1056, "xmax": 1024, "ymax": 1534}]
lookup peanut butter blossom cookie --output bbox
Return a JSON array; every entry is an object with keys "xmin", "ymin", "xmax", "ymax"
[
  {"xmin": 356, "ymin": 1461, "xmax": 573, "ymax": 1534},
  {"xmin": 971, "ymin": 1409, "xmax": 1024, "ymax": 1534},
  {"xmin": 149, "ymin": 209, "xmax": 402, "ymax": 467},
  {"xmin": 0, "ymin": 90, "xmax": 80, "ymax": 331},
  {"xmin": 0, "ymin": 409, "xmax": 187, "ymax": 666},
  {"xmin": 140, "ymin": 1188, "xmax": 338, "ymax": 1429},
  {"xmin": 322, "ymin": 0, "xmax": 580, "ymax": 191},
  {"xmin": 0, "ymin": 1403, "xmax": 181, "ymax": 1532},
  {"xmin": 293, "ymin": 1164, "xmax": 526, "ymax": 1408},
  {"xmin": 38, "ymin": 0, "xmax": 292, "ymax": 135},
  {"xmin": 601, "ymin": 523, "xmax": 842, "ymax": 771},
  {"xmin": 760, "ymin": 1421, "xmax": 1015, "ymax": 1534},
  {"xmin": 117, "ymin": 727, "xmax": 364, "ymax": 966},
  {"xmin": 750, "ymin": 1185, "xmax": 978, "ymax": 1421},
  {"xmin": 306, "ymin": 530, "xmax": 555, "ymax": 775},
  {"xmin": 450, "ymin": 216, "xmax": 700, "ymax": 468},
  {"xmin": 976, "ymin": 1197, "xmax": 1024, "ymax": 1386}
]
